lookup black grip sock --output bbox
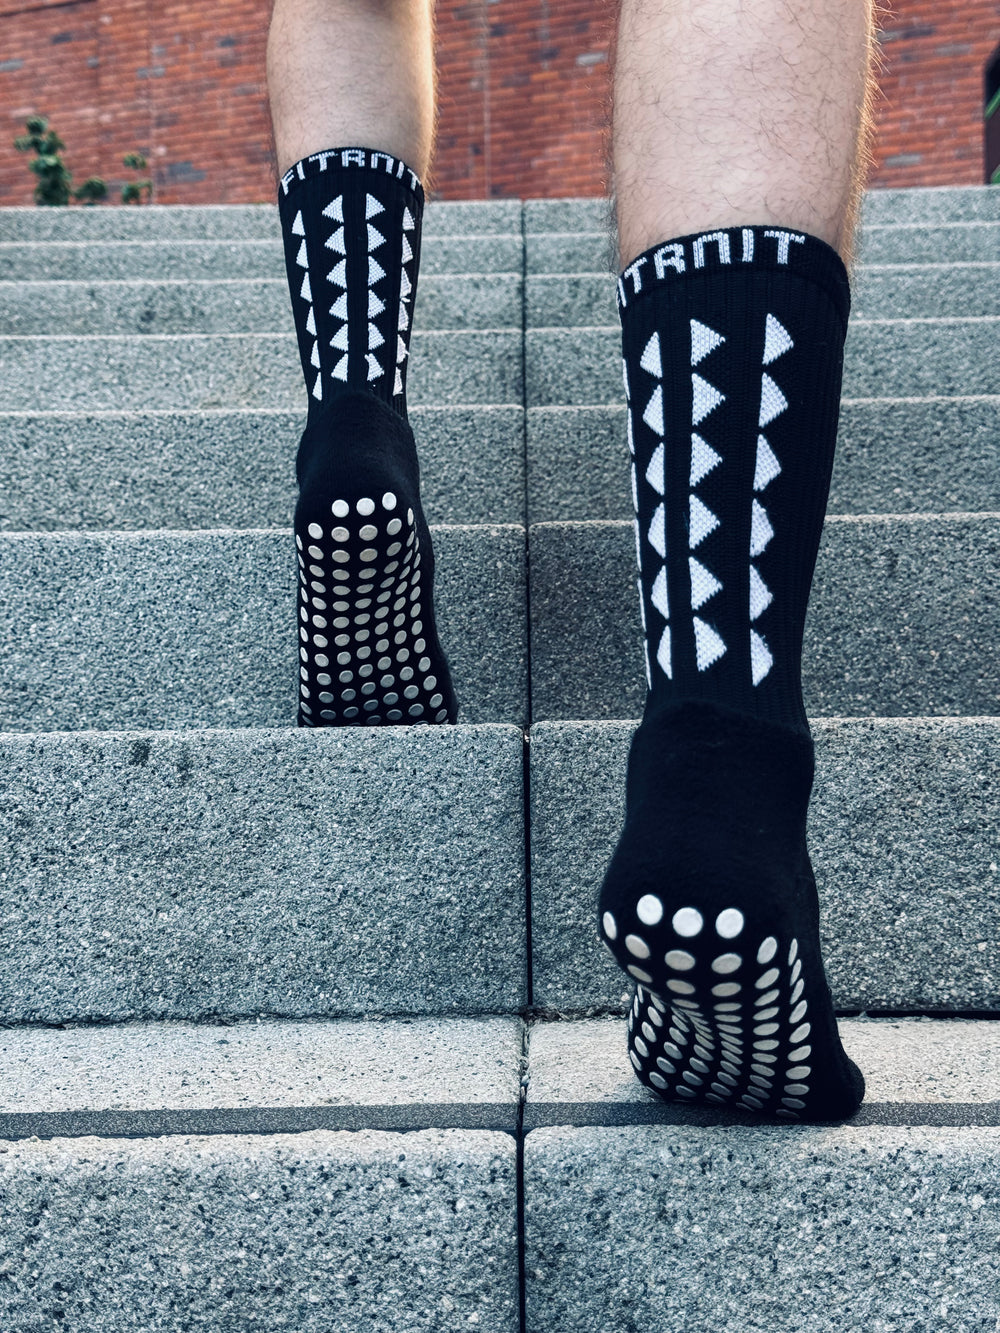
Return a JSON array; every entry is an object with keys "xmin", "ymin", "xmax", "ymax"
[
  {"xmin": 599, "ymin": 226, "xmax": 864, "ymax": 1121},
  {"xmin": 278, "ymin": 149, "xmax": 456, "ymax": 727}
]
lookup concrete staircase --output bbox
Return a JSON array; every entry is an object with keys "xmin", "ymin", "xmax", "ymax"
[{"xmin": 0, "ymin": 187, "xmax": 997, "ymax": 1330}]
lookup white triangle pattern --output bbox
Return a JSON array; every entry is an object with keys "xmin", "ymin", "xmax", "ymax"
[
  {"xmin": 750, "ymin": 629, "xmax": 773, "ymax": 685},
  {"xmin": 657, "ymin": 626, "xmax": 673, "ymax": 680},
  {"xmin": 689, "ymin": 556, "xmax": 722, "ymax": 610},
  {"xmin": 647, "ymin": 504, "xmax": 666, "ymax": 559},
  {"xmin": 689, "ymin": 494, "xmax": 719, "ymax": 549},
  {"xmin": 645, "ymin": 442, "xmax": 665, "ymax": 495},
  {"xmin": 763, "ymin": 314, "xmax": 793, "ymax": 365},
  {"xmin": 651, "ymin": 566, "xmax": 669, "ymax": 619},
  {"xmin": 690, "ymin": 318, "xmax": 725, "ymax": 366},
  {"xmin": 640, "ymin": 332, "xmax": 661, "ymax": 377},
  {"xmin": 365, "ymin": 193, "xmax": 384, "ymax": 220},
  {"xmin": 750, "ymin": 498, "xmax": 774, "ymax": 557},
  {"xmin": 686, "ymin": 320, "xmax": 726, "ymax": 670},
  {"xmin": 291, "ymin": 210, "xmax": 305, "ymax": 236},
  {"xmin": 754, "ymin": 434, "xmax": 782, "ymax": 491},
  {"xmin": 319, "ymin": 197, "xmax": 347, "ymax": 387},
  {"xmin": 749, "ymin": 313, "xmax": 792, "ymax": 687},
  {"xmin": 691, "ymin": 373, "xmax": 725, "ymax": 426},
  {"xmin": 689, "ymin": 433, "xmax": 722, "ymax": 486},
  {"xmin": 749, "ymin": 564, "xmax": 772, "ymax": 621},
  {"xmin": 642, "ymin": 385, "xmax": 664, "ymax": 435},
  {"xmin": 394, "ymin": 203, "xmax": 415, "ymax": 394},
  {"xmin": 694, "ymin": 617, "xmax": 727, "ymax": 670},
  {"xmin": 758, "ymin": 372, "xmax": 788, "ymax": 428}
]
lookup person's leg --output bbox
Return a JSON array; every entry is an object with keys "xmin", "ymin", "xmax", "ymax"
[
  {"xmin": 599, "ymin": 0, "xmax": 879, "ymax": 1120},
  {"xmin": 267, "ymin": 0, "xmax": 457, "ymax": 728},
  {"xmin": 268, "ymin": 0, "xmax": 436, "ymax": 178}
]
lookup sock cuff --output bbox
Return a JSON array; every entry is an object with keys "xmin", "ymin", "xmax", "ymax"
[
  {"xmin": 616, "ymin": 225, "xmax": 851, "ymax": 333},
  {"xmin": 278, "ymin": 147, "xmax": 425, "ymax": 211}
]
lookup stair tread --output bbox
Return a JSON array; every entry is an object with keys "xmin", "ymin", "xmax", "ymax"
[
  {"xmin": 527, "ymin": 1016, "xmax": 1000, "ymax": 1112},
  {"xmin": 0, "ymin": 525, "xmax": 527, "ymax": 731},
  {"xmin": 0, "ymin": 406, "xmax": 525, "ymax": 531},
  {"xmin": 0, "ymin": 724, "xmax": 526, "ymax": 1023}
]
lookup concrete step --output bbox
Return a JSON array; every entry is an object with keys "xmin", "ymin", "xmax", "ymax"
[
  {"xmin": 525, "ymin": 222, "xmax": 1000, "ymax": 273},
  {"xmin": 528, "ymin": 515, "xmax": 1000, "ymax": 721},
  {"xmin": 523, "ymin": 187, "xmax": 1000, "ymax": 236},
  {"xmin": 0, "ymin": 725, "xmax": 525, "ymax": 1023},
  {"xmin": 0, "ymin": 406, "xmax": 525, "ymax": 531},
  {"xmin": 526, "ymin": 319, "xmax": 1000, "ymax": 405},
  {"xmin": 0, "ymin": 1016, "xmax": 520, "ymax": 1332},
  {"xmin": 524, "ymin": 1016, "xmax": 1000, "ymax": 1331},
  {"xmin": 0, "ymin": 234, "xmax": 522, "ymax": 282},
  {"xmin": 0, "ymin": 331, "xmax": 521, "ymax": 411},
  {"xmin": 0, "ymin": 273, "xmax": 522, "ymax": 336},
  {"xmin": 526, "ymin": 262, "xmax": 1000, "ymax": 326},
  {"xmin": 1, "ymin": 1015, "xmax": 523, "ymax": 1135},
  {"xmin": 0, "ymin": 525, "xmax": 527, "ymax": 732},
  {"xmin": 526, "ymin": 397, "xmax": 1000, "ymax": 523},
  {"xmin": 0, "ymin": 198, "xmax": 522, "ymax": 243},
  {"xmin": 529, "ymin": 715, "xmax": 1000, "ymax": 1012}
]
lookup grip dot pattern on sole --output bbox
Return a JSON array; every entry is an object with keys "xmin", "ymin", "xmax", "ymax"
[
  {"xmin": 604, "ymin": 900, "xmax": 819, "ymax": 1120},
  {"xmin": 296, "ymin": 490, "xmax": 450, "ymax": 727}
]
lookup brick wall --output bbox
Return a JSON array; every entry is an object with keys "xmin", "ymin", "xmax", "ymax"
[{"xmin": 1, "ymin": 0, "xmax": 997, "ymax": 206}]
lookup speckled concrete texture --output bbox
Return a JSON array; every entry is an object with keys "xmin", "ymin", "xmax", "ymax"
[
  {"xmin": 525, "ymin": 320, "xmax": 1000, "ymax": 407},
  {"xmin": 0, "ymin": 199, "xmax": 523, "ymax": 243},
  {"xmin": 860, "ymin": 186, "xmax": 1000, "ymax": 224},
  {"xmin": 0, "ymin": 406, "xmax": 525, "ymax": 530},
  {"xmin": 0, "ymin": 273, "xmax": 523, "ymax": 336},
  {"xmin": 0, "ymin": 1128, "xmax": 518, "ymax": 1333},
  {"xmin": 0, "ymin": 725, "xmax": 525, "ymax": 1023},
  {"xmin": 0, "ymin": 235, "xmax": 524, "ymax": 282},
  {"xmin": 528, "ymin": 516, "xmax": 1000, "ymax": 720},
  {"xmin": 0, "ymin": 329, "xmax": 523, "ymax": 411},
  {"xmin": 525, "ymin": 265, "xmax": 1000, "ymax": 327},
  {"xmin": 0, "ymin": 524, "xmax": 527, "ymax": 730},
  {"xmin": 526, "ymin": 399, "xmax": 1000, "ymax": 523},
  {"xmin": 1, "ymin": 1017, "xmax": 523, "ymax": 1112},
  {"xmin": 524, "ymin": 1123, "xmax": 1000, "ymax": 1333},
  {"xmin": 528, "ymin": 717, "xmax": 1000, "ymax": 1011},
  {"xmin": 526, "ymin": 1017, "xmax": 1000, "ymax": 1106}
]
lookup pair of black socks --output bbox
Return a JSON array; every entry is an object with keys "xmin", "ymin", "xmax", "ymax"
[{"xmin": 278, "ymin": 155, "xmax": 862, "ymax": 1119}]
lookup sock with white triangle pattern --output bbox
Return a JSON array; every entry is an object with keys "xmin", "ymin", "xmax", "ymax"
[
  {"xmin": 278, "ymin": 148, "xmax": 457, "ymax": 727},
  {"xmin": 598, "ymin": 225, "xmax": 864, "ymax": 1121}
]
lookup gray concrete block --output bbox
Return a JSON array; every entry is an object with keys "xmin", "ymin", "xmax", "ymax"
[
  {"xmin": 0, "ymin": 405, "xmax": 525, "ymax": 530},
  {"xmin": 528, "ymin": 516, "xmax": 1000, "ymax": 721},
  {"xmin": 524, "ymin": 198, "xmax": 613, "ymax": 234},
  {"xmin": 528, "ymin": 717, "xmax": 1000, "ymax": 1011},
  {"xmin": 0, "ymin": 234, "xmax": 523, "ymax": 281},
  {"xmin": 525, "ymin": 264, "xmax": 1000, "ymax": 327},
  {"xmin": 0, "ymin": 330, "xmax": 523, "ymax": 411},
  {"xmin": 2, "ymin": 1016, "xmax": 522, "ymax": 1113},
  {"xmin": 525, "ymin": 398, "xmax": 1000, "ymax": 523},
  {"xmin": 0, "ymin": 273, "xmax": 523, "ymax": 336},
  {"xmin": 0, "ymin": 200, "xmax": 522, "ymax": 243},
  {"xmin": 525, "ymin": 319, "xmax": 1000, "ymax": 406},
  {"xmin": 861, "ymin": 185, "xmax": 1000, "ymax": 225},
  {"xmin": 524, "ymin": 1123, "xmax": 1000, "ymax": 1333},
  {"xmin": 0, "ymin": 524, "xmax": 527, "ymax": 731},
  {"xmin": 525, "ymin": 232, "xmax": 613, "ymax": 275},
  {"xmin": 0, "ymin": 725, "xmax": 525, "ymax": 1022},
  {"xmin": 858, "ymin": 220, "xmax": 1000, "ymax": 264},
  {"xmin": 527, "ymin": 1017, "xmax": 1000, "ymax": 1107},
  {"xmin": 0, "ymin": 1128, "xmax": 518, "ymax": 1333}
]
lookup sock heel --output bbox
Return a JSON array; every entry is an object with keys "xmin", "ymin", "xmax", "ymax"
[
  {"xmin": 599, "ymin": 702, "xmax": 864, "ymax": 1122},
  {"xmin": 295, "ymin": 393, "xmax": 457, "ymax": 728}
]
